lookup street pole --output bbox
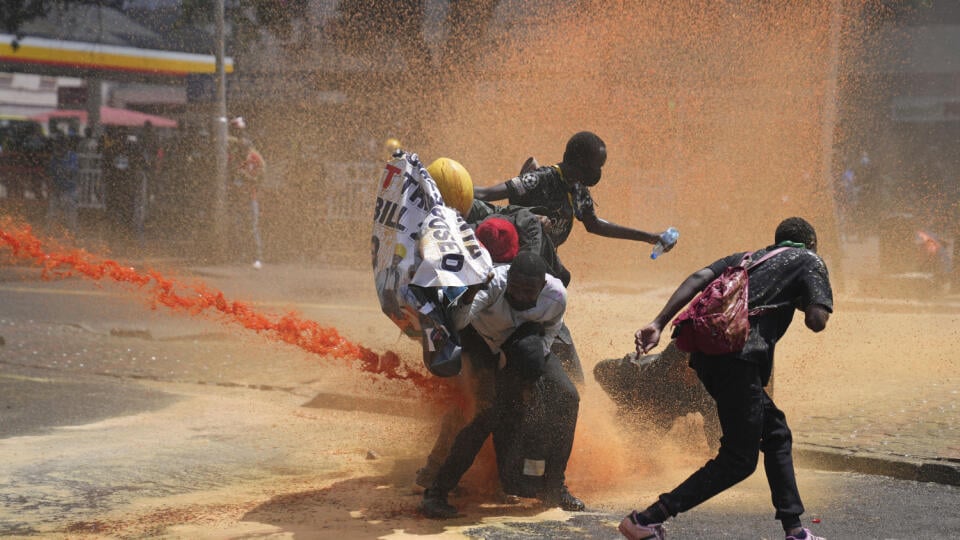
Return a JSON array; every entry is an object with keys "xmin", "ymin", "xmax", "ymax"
[
  {"xmin": 86, "ymin": 77, "xmax": 101, "ymax": 137},
  {"xmin": 821, "ymin": 0, "xmax": 844, "ymax": 286},
  {"xmin": 212, "ymin": 0, "xmax": 229, "ymax": 261}
]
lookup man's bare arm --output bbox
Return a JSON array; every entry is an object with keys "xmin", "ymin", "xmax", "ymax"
[
  {"xmin": 635, "ymin": 268, "xmax": 715, "ymax": 353},
  {"xmin": 473, "ymin": 183, "xmax": 510, "ymax": 202},
  {"xmin": 581, "ymin": 213, "xmax": 664, "ymax": 245}
]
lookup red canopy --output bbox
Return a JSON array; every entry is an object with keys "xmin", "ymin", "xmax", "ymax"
[{"xmin": 31, "ymin": 106, "xmax": 177, "ymax": 128}]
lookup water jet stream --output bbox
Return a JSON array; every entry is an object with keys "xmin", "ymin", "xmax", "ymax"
[{"xmin": 0, "ymin": 218, "xmax": 451, "ymax": 397}]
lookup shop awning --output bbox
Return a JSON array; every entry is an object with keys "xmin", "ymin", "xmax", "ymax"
[{"xmin": 31, "ymin": 106, "xmax": 177, "ymax": 128}]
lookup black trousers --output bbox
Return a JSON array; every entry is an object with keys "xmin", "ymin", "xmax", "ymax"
[
  {"xmin": 659, "ymin": 358, "xmax": 804, "ymax": 522},
  {"xmin": 431, "ymin": 326, "xmax": 580, "ymax": 497}
]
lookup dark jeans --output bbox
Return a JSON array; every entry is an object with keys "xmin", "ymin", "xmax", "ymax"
[
  {"xmin": 498, "ymin": 351, "xmax": 580, "ymax": 497},
  {"xmin": 659, "ymin": 358, "xmax": 804, "ymax": 522},
  {"xmin": 431, "ymin": 326, "xmax": 580, "ymax": 498}
]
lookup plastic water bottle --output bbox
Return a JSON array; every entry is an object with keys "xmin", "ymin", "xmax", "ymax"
[{"xmin": 650, "ymin": 227, "xmax": 679, "ymax": 260}]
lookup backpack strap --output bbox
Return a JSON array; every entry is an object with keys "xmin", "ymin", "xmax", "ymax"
[
  {"xmin": 744, "ymin": 246, "xmax": 791, "ymax": 271},
  {"xmin": 745, "ymin": 247, "xmax": 795, "ymax": 316}
]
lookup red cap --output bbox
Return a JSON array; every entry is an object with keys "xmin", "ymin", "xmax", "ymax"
[{"xmin": 476, "ymin": 217, "xmax": 519, "ymax": 263}]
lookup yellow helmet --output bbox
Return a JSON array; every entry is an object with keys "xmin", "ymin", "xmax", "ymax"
[
  {"xmin": 394, "ymin": 243, "xmax": 407, "ymax": 258},
  {"xmin": 383, "ymin": 138, "xmax": 402, "ymax": 160},
  {"xmin": 426, "ymin": 157, "xmax": 474, "ymax": 216}
]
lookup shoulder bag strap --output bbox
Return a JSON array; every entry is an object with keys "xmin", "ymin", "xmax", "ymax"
[
  {"xmin": 745, "ymin": 246, "xmax": 795, "ymax": 315},
  {"xmin": 746, "ymin": 246, "xmax": 791, "ymax": 271}
]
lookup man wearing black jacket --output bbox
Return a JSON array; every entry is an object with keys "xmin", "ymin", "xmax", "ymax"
[{"xmin": 619, "ymin": 217, "xmax": 833, "ymax": 540}]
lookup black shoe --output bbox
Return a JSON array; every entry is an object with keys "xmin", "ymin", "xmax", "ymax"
[
  {"xmin": 541, "ymin": 485, "xmax": 585, "ymax": 512},
  {"xmin": 415, "ymin": 466, "xmax": 436, "ymax": 490},
  {"xmin": 419, "ymin": 490, "xmax": 459, "ymax": 519}
]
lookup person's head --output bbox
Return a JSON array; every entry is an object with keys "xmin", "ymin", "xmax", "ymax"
[
  {"xmin": 505, "ymin": 251, "xmax": 547, "ymax": 311},
  {"xmin": 775, "ymin": 217, "xmax": 817, "ymax": 252},
  {"xmin": 476, "ymin": 217, "xmax": 519, "ymax": 263},
  {"xmin": 229, "ymin": 116, "xmax": 246, "ymax": 130},
  {"xmin": 562, "ymin": 131, "xmax": 606, "ymax": 187},
  {"xmin": 427, "ymin": 157, "xmax": 474, "ymax": 215}
]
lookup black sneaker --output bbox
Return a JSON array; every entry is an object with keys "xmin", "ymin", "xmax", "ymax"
[
  {"xmin": 540, "ymin": 485, "xmax": 585, "ymax": 511},
  {"xmin": 415, "ymin": 466, "xmax": 436, "ymax": 490},
  {"xmin": 418, "ymin": 490, "xmax": 459, "ymax": 519}
]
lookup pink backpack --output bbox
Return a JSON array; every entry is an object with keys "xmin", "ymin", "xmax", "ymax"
[{"xmin": 673, "ymin": 248, "xmax": 789, "ymax": 355}]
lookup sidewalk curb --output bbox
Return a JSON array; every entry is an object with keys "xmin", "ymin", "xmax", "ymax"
[
  {"xmin": 844, "ymin": 298, "xmax": 960, "ymax": 314},
  {"xmin": 794, "ymin": 445, "xmax": 960, "ymax": 486}
]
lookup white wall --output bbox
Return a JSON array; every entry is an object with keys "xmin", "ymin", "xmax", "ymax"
[{"xmin": 0, "ymin": 72, "xmax": 82, "ymax": 117}]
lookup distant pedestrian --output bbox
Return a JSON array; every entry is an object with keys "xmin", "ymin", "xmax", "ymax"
[
  {"xmin": 45, "ymin": 134, "xmax": 80, "ymax": 238},
  {"xmin": 140, "ymin": 121, "xmax": 159, "ymax": 166},
  {"xmin": 228, "ymin": 135, "xmax": 266, "ymax": 269},
  {"xmin": 102, "ymin": 130, "xmax": 147, "ymax": 245},
  {"xmin": 78, "ymin": 127, "xmax": 98, "ymax": 154},
  {"xmin": 620, "ymin": 217, "xmax": 833, "ymax": 540}
]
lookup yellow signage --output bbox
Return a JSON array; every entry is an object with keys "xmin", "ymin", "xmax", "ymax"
[{"xmin": 0, "ymin": 34, "xmax": 233, "ymax": 76}]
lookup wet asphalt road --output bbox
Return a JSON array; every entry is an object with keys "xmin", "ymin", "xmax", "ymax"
[
  {"xmin": 0, "ymin": 272, "xmax": 340, "ymax": 536},
  {"xmin": 1, "ymin": 268, "xmax": 959, "ymax": 539},
  {"xmin": 0, "ymin": 279, "xmax": 183, "ymax": 440},
  {"xmin": 0, "ymin": 364, "xmax": 177, "ymax": 439}
]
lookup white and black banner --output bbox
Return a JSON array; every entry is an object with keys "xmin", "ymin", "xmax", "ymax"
[{"xmin": 371, "ymin": 151, "xmax": 492, "ymax": 375}]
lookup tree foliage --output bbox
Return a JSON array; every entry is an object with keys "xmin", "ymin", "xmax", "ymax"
[
  {"xmin": 330, "ymin": 0, "xmax": 425, "ymax": 57},
  {"xmin": 2, "ymin": 0, "xmax": 122, "ymax": 48},
  {"xmin": 2, "ymin": 0, "xmax": 308, "ymax": 53},
  {"xmin": 178, "ymin": 0, "xmax": 309, "ymax": 54},
  {"xmin": 1, "ymin": 0, "xmax": 48, "ymax": 37},
  {"xmin": 330, "ymin": 0, "xmax": 499, "ymax": 73}
]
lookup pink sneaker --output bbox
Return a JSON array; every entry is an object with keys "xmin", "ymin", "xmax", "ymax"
[
  {"xmin": 786, "ymin": 528, "xmax": 824, "ymax": 540},
  {"xmin": 618, "ymin": 510, "xmax": 665, "ymax": 540}
]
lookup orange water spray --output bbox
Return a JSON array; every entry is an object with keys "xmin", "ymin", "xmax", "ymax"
[{"xmin": 0, "ymin": 218, "xmax": 453, "ymax": 397}]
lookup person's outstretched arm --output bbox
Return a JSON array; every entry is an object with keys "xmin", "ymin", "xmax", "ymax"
[
  {"xmin": 635, "ymin": 268, "xmax": 715, "ymax": 354},
  {"xmin": 473, "ymin": 182, "xmax": 510, "ymax": 202},
  {"xmin": 581, "ymin": 212, "xmax": 666, "ymax": 246}
]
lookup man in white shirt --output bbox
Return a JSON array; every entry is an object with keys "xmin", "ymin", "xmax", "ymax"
[{"xmin": 419, "ymin": 252, "xmax": 583, "ymax": 518}]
